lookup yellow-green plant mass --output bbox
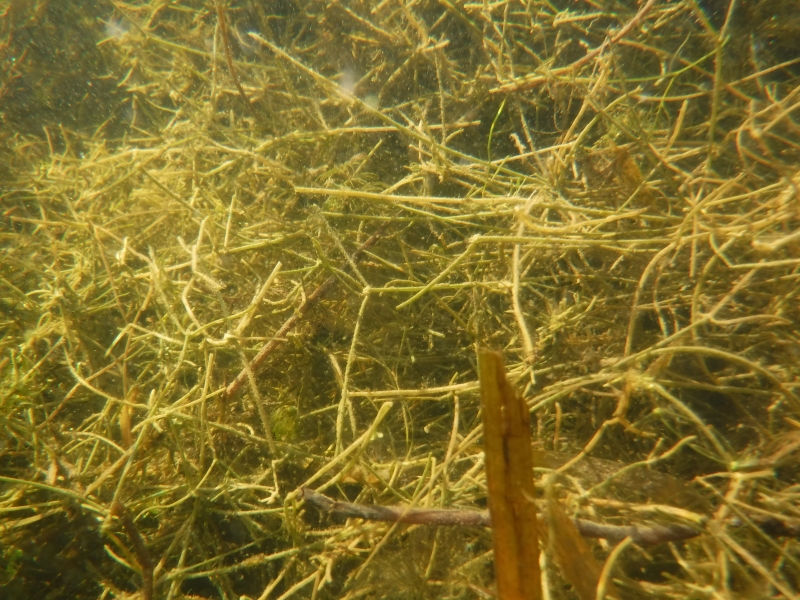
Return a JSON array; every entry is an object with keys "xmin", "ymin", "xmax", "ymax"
[{"xmin": 1, "ymin": 0, "xmax": 799, "ymax": 599}]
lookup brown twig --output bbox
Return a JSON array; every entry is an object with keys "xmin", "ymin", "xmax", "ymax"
[
  {"xmin": 301, "ymin": 487, "xmax": 488, "ymax": 527},
  {"xmin": 215, "ymin": 0, "xmax": 251, "ymax": 114},
  {"xmin": 111, "ymin": 500, "xmax": 154, "ymax": 600},
  {"xmin": 225, "ymin": 222, "xmax": 388, "ymax": 399},
  {"xmin": 301, "ymin": 488, "xmax": 800, "ymax": 546},
  {"xmin": 299, "ymin": 487, "xmax": 701, "ymax": 546}
]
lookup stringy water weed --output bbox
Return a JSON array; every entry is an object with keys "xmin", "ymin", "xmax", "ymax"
[{"xmin": 1, "ymin": 1, "xmax": 799, "ymax": 598}]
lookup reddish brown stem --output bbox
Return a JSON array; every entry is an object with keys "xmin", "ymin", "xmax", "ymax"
[
  {"xmin": 225, "ymin": 223, "xmax": 388, "ymax": 399},
  {"xmin": 112, "ymin": 501, "xmax": 154, "ymax": 600},
  {"xmin": 215, "ymin": 1, "xmax": 251, "ymax": 114},
  {"xmin": 300, "ymin": 487, "xmax": 705, "ymax": 546}
]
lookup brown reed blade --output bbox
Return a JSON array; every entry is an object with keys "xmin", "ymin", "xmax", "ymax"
[
  {"xmin": 546, "ymin": 487, "xmax": 621, "ymax": 600},
  {"xmin": 478, "ymin": 349, "xmax": 542, "ymax": 600}
]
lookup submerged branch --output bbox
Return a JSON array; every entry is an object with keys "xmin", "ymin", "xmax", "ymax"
[
  {"xmin": 301, "ymin": 487, "xmax": 800, "ymax": 546},
  {"xmin": 299, "ymin": 487, "xmax": 700, "ymax": 546}
]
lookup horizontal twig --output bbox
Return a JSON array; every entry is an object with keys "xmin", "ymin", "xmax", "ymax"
[
  {"xmin": 301, "ymin": 487, "xmax": 800, "ymax": 546},
  {"xmin": 299, "ymin": 487, "xmax": 700, "ymax": 546}
]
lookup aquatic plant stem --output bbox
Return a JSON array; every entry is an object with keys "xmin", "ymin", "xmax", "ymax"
[
  {"xmin": 299, "ymin": 487, "xmax": 704, "ymax": 546},
  {"xmin": 335, "ymin": 289, "xmax": 370, "ymax": 456},
  {"xmin": 215, "ymin": 0, "xmax": 251, "ymax": 115},
  {"xmin": 112, "ymin": 500, "xmax": 154, "ymax": 600},
  {"xmin": 225, "ymin": 223, "xmax": 387, "ymax": 400}
]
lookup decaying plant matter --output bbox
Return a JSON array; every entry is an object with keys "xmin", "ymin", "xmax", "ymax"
[
  {"xmin": 478, "ymin": 349, "xmax": 541, "ymax": 600},
  {"xmin": 1, "ymin": 0, "xmax": 799, "ymax": 599}
]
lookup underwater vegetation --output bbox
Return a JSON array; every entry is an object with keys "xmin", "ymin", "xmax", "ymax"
[{"xmin": 1, "ymin": 0, "xmax": 799, "ymax": 598}]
